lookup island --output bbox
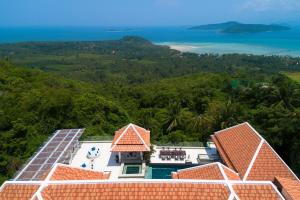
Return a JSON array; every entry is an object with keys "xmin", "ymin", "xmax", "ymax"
[{"xmin": 189, "ymin": 21, "xmax": 290, "ymax": 33}]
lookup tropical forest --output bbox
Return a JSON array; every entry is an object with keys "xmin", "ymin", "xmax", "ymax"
[{"xmin": 0, "ymin": 36, "xmax": 300, "ymax": 182}]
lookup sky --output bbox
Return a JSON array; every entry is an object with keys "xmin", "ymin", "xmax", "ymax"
[{"xmin": 0, "ymin": 0, "xmax": 300, "ymax": 26}]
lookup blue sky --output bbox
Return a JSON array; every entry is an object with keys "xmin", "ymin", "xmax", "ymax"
[{"xmin": 0, "ymin": 0, "xmax": 300, "ymax": 26}]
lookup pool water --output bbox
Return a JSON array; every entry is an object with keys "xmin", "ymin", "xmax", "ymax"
[
  {"xmin": 146, "ymin": 164, "xmax": 195, "ymax": 179},
  {"xmin": 123, "ymin": 164, "xmax": 142, "ymax": 174}
]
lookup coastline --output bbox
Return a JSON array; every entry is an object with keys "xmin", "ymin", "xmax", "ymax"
[{"xmin": 157, "ymin": 42, "xmax": 300, "ymax": 57}]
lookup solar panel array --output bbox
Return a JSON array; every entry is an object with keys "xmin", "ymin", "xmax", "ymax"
[{"xmin": 14, "ymin": 129, "xmax": 85, "ymax": 181}]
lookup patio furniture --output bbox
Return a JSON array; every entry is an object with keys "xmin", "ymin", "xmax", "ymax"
[
  {"xmin": 159, "ymin": 149, "xmax": 186, "ymax": 160},
  {"xmin": 87, "ymin": 147, "xmax": 100, "ymax": 159}
]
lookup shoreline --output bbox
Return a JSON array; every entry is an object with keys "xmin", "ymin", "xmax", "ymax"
[{"xmin": 157, "ymin": 42, "xmax": 300, "ymax": 57}]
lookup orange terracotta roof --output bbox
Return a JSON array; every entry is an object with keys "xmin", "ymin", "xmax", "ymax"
[
  {"xmin": 111, "ymin": 123, "xmax": 150, "ymax": 152},
  {"xmin": 0, "ymin": 180, "xmax": 285, "ymax": 199},
  {"xmin": 48, "ymin": 164, "xmax": 110, "ymax": 180},
  {"xmin": 247, "ymin": 142, "xmax": 297, "ymax": 181},
  {"xmin": 41, "ymin": 182, "xmax": 231, "ymax": 200},
  {"xmin": 211, "ymin": 134, "xmax": 235, "ymax": 169},
  {"xmin": 211, "ymin": 123, "xmax": 262, "ymax": 178},
  {"xmin": 275, "ymin": 177, "xmax": 300, "ymax": 200},
  {"xmin": 211, "ymin": 122, "xmax": 299, "ymax": 182},
  {"xmin": 233, "ymin": 183, "xmax": 283, "ymax": 200},
  {"xmin": 0, "ymin": 183, "xmax": 40, "ymax": 199},
  {"xmin": 222, "ymin": 166, "xmax": 241, "ymax": 180},
  {"xmin": 172, "ymin": 162, "xmax": 240, "ymax": 180}
]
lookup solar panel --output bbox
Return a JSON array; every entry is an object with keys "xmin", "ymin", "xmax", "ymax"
[{"xmin": 13, "ymin": 129, "xmax": 85, "ymax": 181}]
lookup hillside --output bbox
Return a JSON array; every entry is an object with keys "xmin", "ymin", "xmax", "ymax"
[
  {"xmin": 0, "ymin": 61, "xmax": 129, "ymax": 182},
  {"xmin": 0, "ymin": 37, "xmax": 300, "ymax": 183},
  {"xmin": 189, "ymin": 21, "xmax": 290, "ymax": 33}
]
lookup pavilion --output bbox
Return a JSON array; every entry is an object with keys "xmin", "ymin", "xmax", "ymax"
[{"xmin": 111, "ymin": 123, "xmax": 150, "ymax": 163}]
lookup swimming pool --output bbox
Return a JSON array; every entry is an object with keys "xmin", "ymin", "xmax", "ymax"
[
  {"xmin": 145, "ymin": 164, "xmax": 195, "ymax": 179},
  {"xmin": 122, "ymin": 164, "xmax": 142, "ymax": 175}
]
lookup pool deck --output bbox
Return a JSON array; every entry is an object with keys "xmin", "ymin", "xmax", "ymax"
[
  {"xmin": 70, "ymin": 141, "xmax": 122, "ymax": 180},
  {"xmin": 70, "ymin": 141, "xmax": 219, "ymax": 180}
]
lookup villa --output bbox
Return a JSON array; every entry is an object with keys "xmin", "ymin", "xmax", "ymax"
[{"xmin": 0, "ymin": 122, "xmax": 299, "ymax": 199}]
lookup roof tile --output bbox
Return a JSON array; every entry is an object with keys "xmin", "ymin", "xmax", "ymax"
[
  {"xmin": 275, "ymin": 177, "xmax": 300, "ymax": 200},
  {"xmin": 211, "ymin": 122, "xmax": 299, "ymax": 182},
  {"xmin": 247, "ymin": 142, "xmax": 297, "ymax": 181},
  {"xmin": 212, "ymin": 123, "xmax": 261, "ymax": 178},
  {"xmin": 172, "ymin": 162, "xmax": 240, "ymax": 180},
  {"xmin": 233, "ymin": 183, "xmax": 282, "ymax": 200},
  {"xmin": 111, "ymin": 124, "xmax": 150, "ymax": 152},
  {"xmin": 49, "ymin": 164, "xmax": 110, "ymax": 180},
  {"xmin": 41, "ymin": 182, "xmax": 230, "ymax": 200},
  {"xmin": 0, "ymin": 183, "xmax": 40, "ymax": 200}
]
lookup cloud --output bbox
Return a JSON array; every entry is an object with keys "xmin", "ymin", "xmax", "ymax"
[{"xmin": 241, "ymin": 0, "xmax": 300, "ymax": 11}]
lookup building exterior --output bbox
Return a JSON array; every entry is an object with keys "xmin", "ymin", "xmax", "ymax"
[
  {"xmin": 111, "ymin": 123, "xmax": 150, "ymax": 162},
  {"xmin": 0, "ymin": 122, "xmax": 299, "ymax": 200}
]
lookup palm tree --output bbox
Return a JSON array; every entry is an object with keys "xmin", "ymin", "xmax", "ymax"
[
  {"xmin": 268, "ymin": 77, "xmax": 300, "ymax": 110},
  {"xmin": 163, "ymin": 102, "xmax": 182, "ymax": 133}
]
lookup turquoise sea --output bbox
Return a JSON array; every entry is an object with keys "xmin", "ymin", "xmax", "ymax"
[{"xmin": 1, "ymin": 26, "xmax": 300, "ymax": 57}]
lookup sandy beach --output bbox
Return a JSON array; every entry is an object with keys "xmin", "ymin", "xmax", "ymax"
[{"xmin": 157, "ymin": 42, "xmax": 300, "ymax": 57}]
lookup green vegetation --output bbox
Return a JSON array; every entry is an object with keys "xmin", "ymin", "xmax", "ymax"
[
  {"xmin": 283, "ymin": 72, "xmax": 300, "ymax": 83},
  {"xmin": 1, "ymin": 36, "xmax": 300, "ymax": 85},
  {"xmin": 189, "ymin": 21, "xmax": 290, "ymax": 33},
  {"xmin": 0, "ymin": 61, "xmax": 129, "ymax": 182},
  {"xmin": 0, "ymin": 37, "xmax": 300, "ymax": 182}
]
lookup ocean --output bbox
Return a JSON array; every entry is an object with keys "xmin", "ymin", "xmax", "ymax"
[{"xmin": 1, "ymin": 26, "xmax": 300, "ymax": 57}]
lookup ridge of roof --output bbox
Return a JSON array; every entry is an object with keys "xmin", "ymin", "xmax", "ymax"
[
  {"xmin": 131, "ymin": 124, "xmax": 150, "ymax": 151},
  {"xmin": 4, "ymin": 178, "xmax": 281, "ymax": 185},
  {"xmin": 244, "ymin": 123, "xmax": 298, "ymax": 181},
  {"xmin": 213, "ymin": 122, "xmax": 262, "ymax": 178},
  {"xmin": 176, "ymin": 162, "xmax": 222, "ymax": 173},
  {"xmin": 263, "ymin": 141, "xmax": 299, "ymax": 181},
  {"xmin": 212, "ymin": 122, "xmax": 299, "ymax": 182},
  {"xmin": 219, "ymin": 163, "xmax": 240, "ymax": 177},
  {"xmin": 243, "ymin": 138, "xmax": 264, "ymax": 180},
  {"xmin": 30, "ymin": 163, "xmax": 111, "ymax": 200},
  {"xmin": 214, "ymin": 122, "xmax": 248, "ymax": 135},
  {"xmin": 111, "ymin": 123, "xmax": 150, "ymax": 151},
  {"xmin": 113, "ymin": 123, "xmax": 133, "ymax": 145},
  {"xmin": 218, "ymin": 162, "xmax": 229, "ymax": 180},
  {"xmin": 173, "ymin": 162, "xmax": 240, "ymax": 181}
]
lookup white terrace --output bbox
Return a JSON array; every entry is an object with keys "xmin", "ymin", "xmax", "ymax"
[
  {"xmin": 12, "ymin": 123, "xmax": 219, "ymax": 181},
  {"xmin": 70, "ymin": 141, "xmax": 219, "ymax": 180}
]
